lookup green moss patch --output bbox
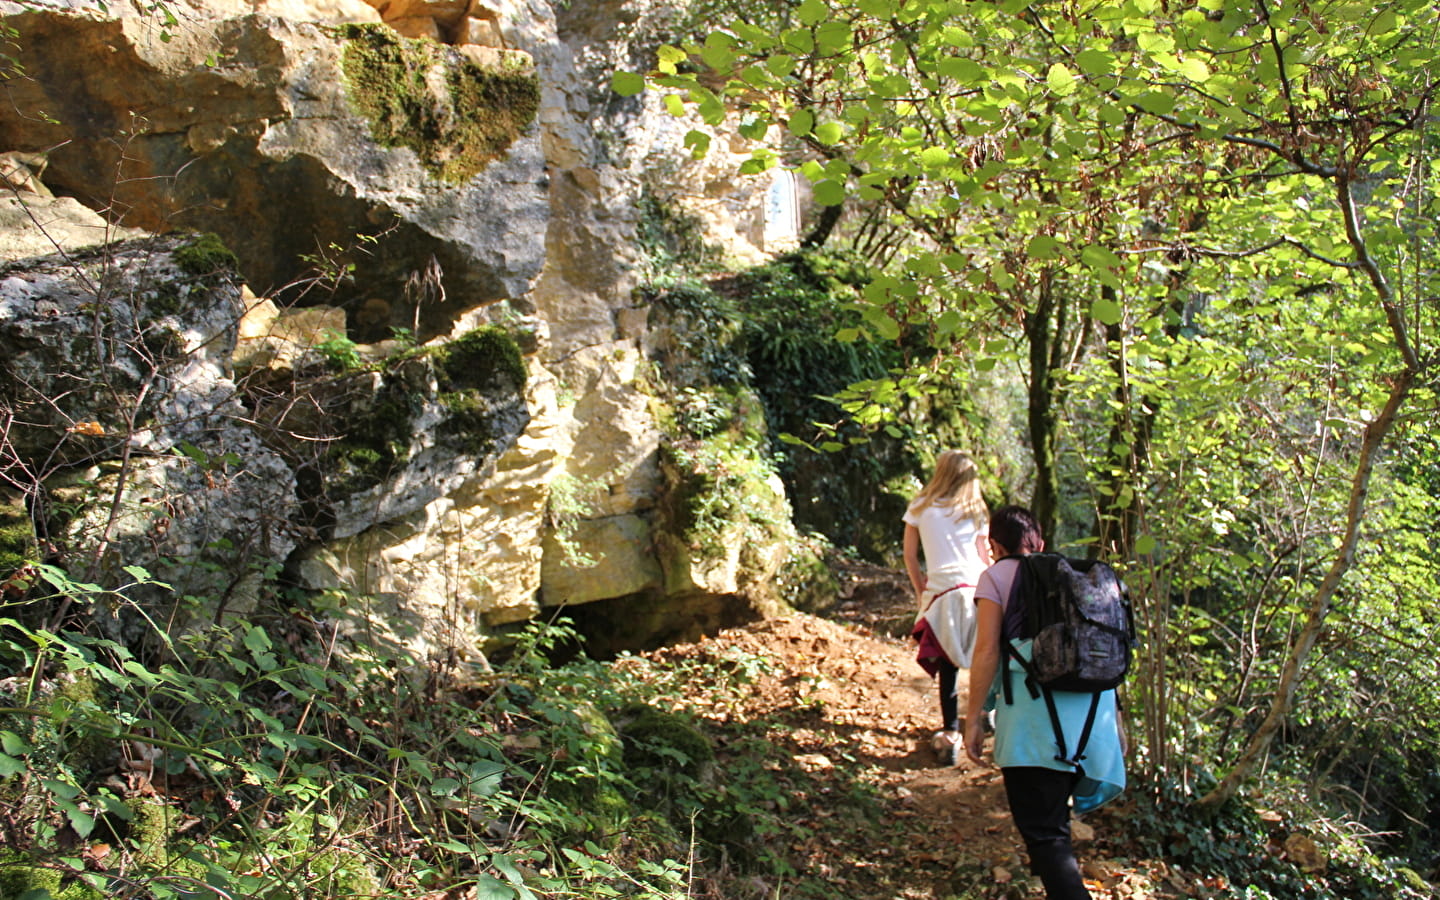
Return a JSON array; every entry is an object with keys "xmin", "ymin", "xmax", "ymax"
[
  {"xmin": 324, "ymin": 384, "xmax": 415, "ymax": 493},
  {"xmin": 339, "ymin": 25, "xmax": 540, "ymax": 183},
  {"xmin": 0, "ymin": 498, "xmax": 34, "ymax": 576},
  {"xmin": 174, "ymin": 233, "xmax": 238, "ymax": 276},
  {"xmin": 434, "ymin": 326, "xmax": 526, "ymax": 391}
]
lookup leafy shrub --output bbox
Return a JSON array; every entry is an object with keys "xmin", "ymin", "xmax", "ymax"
[
  {"xmin": 1108, "ymin": 774, "xmax": 1433, "ymax": 900},
  {"xmin": 3, "ymin": 565, "xmax": 885, "ymax": 899}
]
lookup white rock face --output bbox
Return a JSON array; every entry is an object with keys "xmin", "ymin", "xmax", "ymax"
[{"xmin": 0, "ymin": 0, "xmax": 797, "ymax": 662}]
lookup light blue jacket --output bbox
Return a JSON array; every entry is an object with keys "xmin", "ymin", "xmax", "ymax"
[{"xmin": 987, "ymin": 638, "xmax": 1126, "ymax": 813}]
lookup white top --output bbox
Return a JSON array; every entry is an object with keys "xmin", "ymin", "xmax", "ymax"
[{"xmin": 903, "ymin": 503, "xmax": 986, "ymax": 578}]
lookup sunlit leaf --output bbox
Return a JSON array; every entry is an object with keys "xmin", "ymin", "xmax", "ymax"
[{"xmin": 610, "ymin": 71, "xmax": 645, "ymax": 96}]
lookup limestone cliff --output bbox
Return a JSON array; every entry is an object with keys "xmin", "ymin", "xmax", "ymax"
[{"xmin": 0, "ymin": 0, "xmax": 817, "ymax": 661}]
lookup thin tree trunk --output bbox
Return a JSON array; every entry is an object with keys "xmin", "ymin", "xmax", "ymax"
[
  {"xmin": 1026, "ymin": 273, "xmax": 1060, "ymax": 538},
  {"xmin": 1196, "ymin": 351, "xmax": 1413, "ymax": 811},
  {"xmin": 1195, "ymin": 139, "xmax": 1426, "ymax": 810}
]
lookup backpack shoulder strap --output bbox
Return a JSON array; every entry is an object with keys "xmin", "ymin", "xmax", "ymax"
[{"xmin": 999, "ymin": 637, "xmax": 1104, "ymax": 771}]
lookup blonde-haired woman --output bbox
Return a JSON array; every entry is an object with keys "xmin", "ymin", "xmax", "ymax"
[{"xmin": 904, "ymin": 450, "xmax": 990, "ymax": 766}]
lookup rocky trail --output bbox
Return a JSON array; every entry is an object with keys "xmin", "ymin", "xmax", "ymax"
[{"xmin": 642, "ymin": 562, "xmax": 1194, "ymax": 900}]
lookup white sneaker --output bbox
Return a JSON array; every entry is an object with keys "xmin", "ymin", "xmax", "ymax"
[{"xmin": 930, "ymin": 730, "xmax": 961, "ymax": 766}]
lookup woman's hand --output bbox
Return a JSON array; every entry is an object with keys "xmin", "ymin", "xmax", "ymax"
[
  {"xmin": 963, "ymin": 713, "xmax": 987, "ymax": 765},
  {"xmin": 964, "ymin": 594, "xmax": 1003, "ymax": 766}
]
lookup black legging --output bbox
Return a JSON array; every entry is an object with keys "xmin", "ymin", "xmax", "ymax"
[
  {"xmin": 937, "ymin": 658, "xmax": 961, "ymax": 732},
  {"xmin": 1001, "ymin": 766, "xmax": 1091, "ymax": 899}
]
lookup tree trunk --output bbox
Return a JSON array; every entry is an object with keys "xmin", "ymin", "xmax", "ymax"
[
  {"xmin": 1196, "ymin": 365, "xmax": 1413, "ymax": 811},
  {"xmin": 1025, "ymin": 273, "xmax": 1060, "ymax": 538}
]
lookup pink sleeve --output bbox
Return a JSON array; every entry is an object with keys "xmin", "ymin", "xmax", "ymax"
[{"xmin": 974, "ymin": 559, "xmax": 1016, "ymax": 608}]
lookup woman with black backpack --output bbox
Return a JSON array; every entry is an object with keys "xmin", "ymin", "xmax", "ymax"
[{"xmin": 963, "ymin": 505, "xmax": 1126, "ymax": 900}]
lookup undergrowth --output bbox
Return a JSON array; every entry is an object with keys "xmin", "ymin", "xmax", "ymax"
[
  {"xmin": 0, "ymin": 564, "xmax": 887, "ymax": 899},
  {"xmin": 1098, "ymin": 774, "xmax": 1435, "ymax": 900}
]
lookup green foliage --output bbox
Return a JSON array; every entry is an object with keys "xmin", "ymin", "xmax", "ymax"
[
  {"xmin": 312, "ymin": 329, "xmax": 363, "ymax": 373},
  {"xmin": 636, "ymin": 186, "xmax": 725, "ymax": 277},
  {"xmin": 728, "ymin": 251, "xmax": 950, "ymax": 563},
  {"xmin": 1112, "ymin": 775, "xmax": 1432, "ymax": 900},
  {"xmin": 638, "ymin": 0, "xmax": 1440, "ymax": 880},
  {"xmin": 0, "ymin": 497, "xmax": 33, "ymax": 576},
  {"xmin": 338, "ymin": 24, "xmax": 539, "ymax": 183},
  {"xmin": 4, "ymin": 558, "xmax": 915, "ymax": 899}
]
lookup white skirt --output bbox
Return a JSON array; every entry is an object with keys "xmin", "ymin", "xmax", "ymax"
[{"xmin": 921, "ymin": 571, "xmax": 978, "ymax": 669}]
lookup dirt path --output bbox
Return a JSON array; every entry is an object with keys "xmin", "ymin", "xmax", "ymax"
[{"xmin": 649, "ymin": 565, "xmax": 1173, "ymax": 899}]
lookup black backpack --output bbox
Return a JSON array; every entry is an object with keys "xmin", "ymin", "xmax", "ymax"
[{"xmin": 1000, "ymin": 552, "xmax": 1136, "ymax": 768}]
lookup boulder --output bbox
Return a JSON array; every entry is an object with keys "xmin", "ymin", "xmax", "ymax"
[
  {"xmin": 0, "ymin": 5, "xmax": 547, "ymax": 343},
  {"xmin": 0, "ymin": 235, "xmax": 300, "ymax": 636}
]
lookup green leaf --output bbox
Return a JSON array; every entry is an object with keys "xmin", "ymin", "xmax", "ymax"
[
  {"xmin": 1177, "ymin": 56, "xmax": 1210, "ymax": 81},
  {"xmin": 684, "ymin": 130, "xmax": 712, "ymax": 158},
  {"xmin": 1080, "ymin": 244, "xmax": 1122, "ymax": 269},
  {"xmin": 787, "ymin": 109, "xmax": 814, "ymax": 136},
  {"xmin": 0, "ymin": 754, "xmax": 25, "ymax": 778},
  {"xmin": 766, "ymin": 54, "xmax": 796, "ymax": 77},
  {"xmin": 243, "ymin": 625, "xmax": 272, "ymax": 654},
  {"xmin": 1, "ymin": 730, "xmax": 32, "ymax": 755},
  {"xmin": 1025, "ymin": 234, "xmax": 1061, "ymax": 260},
  {"xmin": 474, "ymin": 873, "xmax": 517, "ymax": 900},
  {"xmin": 1091, "ymin": 296, "xmax": 1123, "ymax": 325},
  {"xmin": 663, "ymin": 93, "xmax": 685, "ymax": 116},
  {"xmin": 657, "ymin": 45, "xmax": 688, "ymax": 70},
  {"xmin": 1075, "ymin": 48, "xmax": 1113, "ymax": 76},
  {"xmin": 782, "ymin": 27, "xmax": 815, "ymax": 54},
  {"xmin": 1367, "ymin": 7, "xmax": 1398, "ymax": 35},
  {"xmin": 864, "ymin": 307, "xmax": 901, "ymax": 341},
  {"xmin": 54, "ymin": 797, "xmax": 95, "ymax": 837},
  {"xmin": 797, "ymin": 0, "xmax": 828, "ymax": 25},
  {"xmin": 813, "ymin": 179, "xmax": 847, "ymax": 206},
  {"xmin": 919, "ymin": 146, "xmax": 952, "ymax": 168},
  {"xmin": 815, "ymin": 21, "xmax": 852, "ymax": 55},
  {"xmin": 1133, "ymin": 91, "xmax": 1176, "ymax": 115},
  {"xmin": 610, "ymin": 71, "xmax": 645, "ymax": 96},
  {"xmin": 1135, "ymin": 534, "xmax": 1157, "ymax": 555},
  {"xmin": 739, "ymin": 116, "xmax": 770, "ymax": 140},
  {"xmin": 813, "ymin": 121, "xmax": 844, "ymax": 145},
  {"xmin": 938, "ymin": 55, "xmax": 985, "ymax": 83},
  {"xmin": 1046, "ymin": 62, "xmax": 1077, "ymax": 96}
]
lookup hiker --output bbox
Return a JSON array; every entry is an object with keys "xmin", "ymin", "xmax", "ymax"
[
  {"xmin": 903, "ymin": 450, "xmax": 991, "ymax": 766},
  {"xmin": 963, "ymin": 505, "xmax": 1126, "ymax": 900}
]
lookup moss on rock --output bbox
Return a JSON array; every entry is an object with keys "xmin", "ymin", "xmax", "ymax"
[
  {"xmin": 338, "ymin": 25, "xmax": 540, "ymax": 183},
  {"xmin": 434, "ymin": 326, "xmax": 526, "ymax": 392},
  {"xmin": 617, "ymin": 704, "xmax": 714, "ymax": 778},
  {"xmin": 174, "ymin": 232, "xmax": 239, "ymax": 276},
  {"xmin": 0, "ymin": 850, "xmax": 105, "ymax": 899},
  {"xmin": 324, "ymin": 381, "xmax": 415, "ymax": 493},
  {"xmin": 0, "ymin": 498, "xmax": 34, "ymax": 576},
  {"xmin": 431, "ymin": 326, "xmax": 526, "ymax": 456}
]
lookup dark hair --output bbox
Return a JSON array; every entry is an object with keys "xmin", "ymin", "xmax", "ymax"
[{"xmin": 989, "ymin": 505, "xmax": 1043, "ymax": 556}]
